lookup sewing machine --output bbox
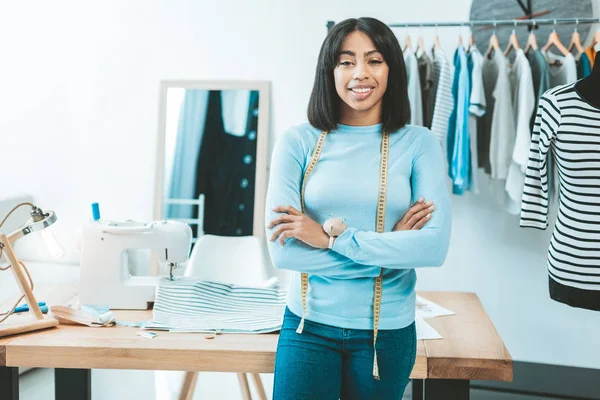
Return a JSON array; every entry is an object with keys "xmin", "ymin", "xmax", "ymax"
[{"xmin": 79, "ymin": 219, "xmax": 192, "ymax": 309}]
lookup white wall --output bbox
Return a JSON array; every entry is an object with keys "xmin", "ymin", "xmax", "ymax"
[{"xmin": 2, "ymin": 0, "xmax": 600, "ymax": 370}]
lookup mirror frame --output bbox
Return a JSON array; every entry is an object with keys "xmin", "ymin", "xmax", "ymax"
[{"xmin": 153, "ymin": 80, "xmax": 270, "ymax": 239}]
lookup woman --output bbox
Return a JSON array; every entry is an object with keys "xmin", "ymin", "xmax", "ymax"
[{"xmin": 265, "ymin": 17, "xmax": 451, "ymax": 399}]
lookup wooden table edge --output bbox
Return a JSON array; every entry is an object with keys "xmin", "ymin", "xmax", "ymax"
[
  {"xmin": 427, "ymin": 356, "xmax": 514, "ymax": 382},
  {"xmin": 0, "ymin": 344, "xmax": 6, "ymax": 366},
  {"xmin": 1, "ymin": 287, "xmax": 515, "ymax": 384}
]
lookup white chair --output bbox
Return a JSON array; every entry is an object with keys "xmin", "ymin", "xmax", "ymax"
[
  {"xmin": 155, "ymin": 234, "xmax": 271, "ymax": 400},
  {"xmin": 184, "ymin": 234, "xmax": 269, "ymax": 285},
  {"xmin": 162, "ymin": 195, "xmax": 205, "ymax": 245}
]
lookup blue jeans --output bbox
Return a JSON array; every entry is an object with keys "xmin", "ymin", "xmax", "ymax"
[{"xmin": 273, "ymin": 307, "xmax": 416, "ymax": 400}]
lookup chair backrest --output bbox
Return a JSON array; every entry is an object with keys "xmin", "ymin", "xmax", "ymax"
[
  {"xmin": 184, "ymin": 234, "xmax": 268, "ymax": 286},
  {"xmin": 163, "ymin": 195, "xmax": 204, "ymax": 244}
]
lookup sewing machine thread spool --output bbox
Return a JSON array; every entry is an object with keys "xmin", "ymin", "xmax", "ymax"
[{"xmin": 91, "ymin": 203, "xmax": 101, "ymax": 221}]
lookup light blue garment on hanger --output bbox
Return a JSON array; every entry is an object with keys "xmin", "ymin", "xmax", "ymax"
[
  {"xmin": 167, "ymin": 89, "xmax": 209, "ymax": 218},
  {"xmin": 447, "ymin": 47, "xmax": 471, "ymax": 195}
]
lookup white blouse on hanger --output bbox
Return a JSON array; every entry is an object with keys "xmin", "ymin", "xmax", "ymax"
[
  {"xmin": 543, "ymin": 51, "xmax": 578, "ymax": 87},
  {"xmin": 404, "ymin": 49, "xmax": 424, "ymax": 126},
  {"xmin": 505, "ymin": 49, "xmax": 535, "ymax": 214}
]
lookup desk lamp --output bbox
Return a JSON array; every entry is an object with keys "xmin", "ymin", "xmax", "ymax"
[{"xmin": 0, "ymin": 202, "xmax": 63, "ymax": 338}]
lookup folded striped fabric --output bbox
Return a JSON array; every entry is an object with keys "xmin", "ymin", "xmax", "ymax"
[{"xmin": 146, "ymin": 278, "xmax": 287, "ymax": 334}]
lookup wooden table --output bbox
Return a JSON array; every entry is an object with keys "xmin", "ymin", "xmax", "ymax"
[{"xmin": 0, "ymin": 285, "xmax": 512, "ymax": 400}]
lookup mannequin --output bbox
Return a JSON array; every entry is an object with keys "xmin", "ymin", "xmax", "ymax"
[
  {"xmin": 575, "ymin": 53, "xmax": 600, "ymax": 107},
  {"xmin": 521, "ymin": 54, "xmax": 600, "ymax": 312}
]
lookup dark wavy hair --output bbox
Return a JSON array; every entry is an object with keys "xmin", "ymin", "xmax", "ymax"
[{"xmin": 307, "ymin": 17, "xmax": 411, "ymax": 133}]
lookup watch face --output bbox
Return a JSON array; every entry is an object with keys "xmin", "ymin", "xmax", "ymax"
[
  {"xmin": 324, "ymin": 217, "xmax": 347, "ymax": 237},
  {"xmin": 469, "ymin": 0, "xmax": 593, "ymax": 54}
]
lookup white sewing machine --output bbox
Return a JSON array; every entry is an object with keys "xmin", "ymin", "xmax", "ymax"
[{"xmin": 79, "ymin": 219, "xmax": 192, "ymax": 309}]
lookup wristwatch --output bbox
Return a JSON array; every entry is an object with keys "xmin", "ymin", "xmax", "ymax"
[{"xmin": 323, "ymin": 217, "xmax": 347, "ymax": 249}]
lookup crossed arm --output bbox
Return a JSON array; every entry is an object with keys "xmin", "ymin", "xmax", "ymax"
[{"xmin": 264, "ymin": 129, "xmax": 451, "ymax": 277}]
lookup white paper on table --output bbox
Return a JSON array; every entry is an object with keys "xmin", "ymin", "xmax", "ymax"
[
  {"xmin": 416, "ymin": 295, "xmax": 455, "ymax": 320},
  {"xmin": 415, "ymin": 317, "xmax": 443, "ymax": 340}
]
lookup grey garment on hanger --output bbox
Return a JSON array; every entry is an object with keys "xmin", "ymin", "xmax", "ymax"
[
  {"xmin": 526, "ymin": 49, "xmax": 550, "ymax": 130},
  {"xmin": 527, "ymin": 49, "xmax": 555, "ymax": 202},
  {"xmin": 417, "ymin": 51, "xmax": 434, "ymax": 129},
  {"xmin": 479, "ymin": 53, "xmax": 499, "ymax": 174},
  {"xmin": 482, "ymin": 50, "xmax": 513, "ymax": 180},
  {"xmin": 404, "ymin": 50, "xmax": 423, "ymax": 126},
  {"xmin": 544, "ymin": 51, "xmax": 578, "ymax": 88},
  {"xmin": 427, "ymin": 50, "xmax": 442, "ymax": 130}
]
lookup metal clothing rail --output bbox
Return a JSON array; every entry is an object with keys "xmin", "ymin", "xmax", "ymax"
[
  {"xmin": 326, "ymin": 18, "xmax": 600, "ymax": 32},
  {"xmin": 386, "ymin": 18, "xmax": 600, "ymax": 28}
]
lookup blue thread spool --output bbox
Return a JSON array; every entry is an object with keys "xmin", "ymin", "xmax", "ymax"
[{"xmin": 91, "ymin": 203, "xmax": 101, "ymax": 221}]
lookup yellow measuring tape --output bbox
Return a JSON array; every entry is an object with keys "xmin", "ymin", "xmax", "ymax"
[{"xmin": 298, "ymin": 129, "xmax": 390, "ymax": 380}]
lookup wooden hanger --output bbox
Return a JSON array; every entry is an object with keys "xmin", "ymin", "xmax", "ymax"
[
  {"xmin": 404, "ymin": 34, "xmax": 412, "ymax": 51},
  {"xmin": 590, "ymin": 30, "xmax": 600, "ymax": 48},
  {"xmin": 402, "ymin": 25, "xmax": 412, "ymax": 52},
  {"xmin": 567, "ymin": 21, "xmax": 584, "ymax": 56},
  {"xmin": 467, "ymin": 23, "xmax": 476, "ymax": 52},
  {"xmin": 524, "ymin": 31, "xmax": 538, "ymax": 54},
  {"xmin": 432, "ymin": 26, "xmax": 442, "ymax": 53},
  {"xmin": 413, "ymin": 25, "xmax": 425, "ymax": 57},
  {"xmin": 416, "ymin": 35, "xmax": 426, "ymax": 57},
  {"xmin": 567, "ymin": 31, "xmax": 584, "ymax": 56},
  {"xmin": 543, "ymin": 22, "xmax": 569, "ymax": 56},
  {"xmin": 485, "ymin": 29, "xmax": 500, "ymax": 58},
  {"xmin": 430, "ymin": 24, "xmax": 442, "ymax": 55},
  {"xmin": 403, "ymin": 25, "xmax": 412, "ymax": 52},
  {"xmin": 504, "ymin": 22, "xmax": 521, "ymax": 56}
]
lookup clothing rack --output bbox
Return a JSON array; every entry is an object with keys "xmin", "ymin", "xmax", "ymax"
[{"xmin": 326, "ymin": 18, "xmax": 600, "ymax": 32}]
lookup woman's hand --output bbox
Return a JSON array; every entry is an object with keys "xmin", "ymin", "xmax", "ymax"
[
  {"xmin": 393, "ymin": 197, "xmax": 434, "ymax": 231},
  {"xmin": 269, "ymin": 206, "xmax": 329, "ymax": 248}
]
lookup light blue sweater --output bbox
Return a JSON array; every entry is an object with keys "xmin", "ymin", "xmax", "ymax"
[{"xmin": 265, "ymin": 122, "xmax": 451, "ymax": 330}]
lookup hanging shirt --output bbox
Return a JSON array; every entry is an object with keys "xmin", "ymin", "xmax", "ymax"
[
  {"xmin": 265, "ymin": 123, "xmax": 451, "ymax": 330},
  {"xmin": 526, "ymin": 49, "xmax": 551, "ymax": 131},
  {"xmin": 484, "ymin": 51, "xmax": 514, "ymax": 180},
  {"xmin": 520, "ymin": 83, "xmax": 600, "ymax": 311},
  {"xmin": 404, "ymin": 50, "xmax": 423, "ymax": 126},
  {"xmin": 467, "ymin": 48, "xmax": 486, "ymax": 194},
  {"xmin": 167, "ymin": 90, "xmax": 209, "ymax": 219},
  {"xmin": 447, "ymin": 47, "xmax": 471, "ymax": 195},
  {"xmin": 505, "ymin": 49, "xmax": 535, "ymax": 214},
  {"xmin": 417, "ymin": 50, "xmax": 434, "ymax": 128},
  {"xmin": 195, "ymin": 90, "xmax": 259, "ymax": 236},
  {"xmin": 427, "ymin": 49, "xmax": 441, "ymax": 130},
  {"xmin": 577, "ymin": 53, "xmax": 592, "ymax": 79},
  {"xmin": 479, "ymin": 52, "xmax": 498, "ymax": 174},
  {"xmin": 543, "ymin": 51, "xmax": 578, "ymax": 87},
  {"xmin": 430, "ymin": 50, "xmax": 454, "ymax": 154},
  {"xmin": 584, "ymin": 45, "xmax": 596, "ymax": 69}
]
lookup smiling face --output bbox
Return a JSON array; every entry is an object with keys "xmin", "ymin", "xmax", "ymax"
[{"xmin": 334, "ymin": 30, "xmax": 389, "ymax": 125}]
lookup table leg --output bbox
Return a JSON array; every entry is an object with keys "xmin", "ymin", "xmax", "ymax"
[
  {"xmin": 424, "ymin": 379, "xmax": 470, "ymax": 400},
  {"xmin": 0, "ymin": 366, "xmax": 19, "ymax": 400},
  {"xmin": 250, "ymin": 373, "xmax": 267, "ymax": 400},
  {"xmin": 237, "ymin": 373, "xmax": 252, "ymax": 400},
  {"xmin": 411, "ymin": 379, "xmax": 423, "ymax": 400},
  {"xmin": 55, "ymin": 368, "xmax": 91, "ymax": 400}
]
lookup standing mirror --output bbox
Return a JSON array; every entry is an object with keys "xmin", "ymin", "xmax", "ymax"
[{"xmin": 154, "ymin": 80, "xmax": 270, "ymax": 244}]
